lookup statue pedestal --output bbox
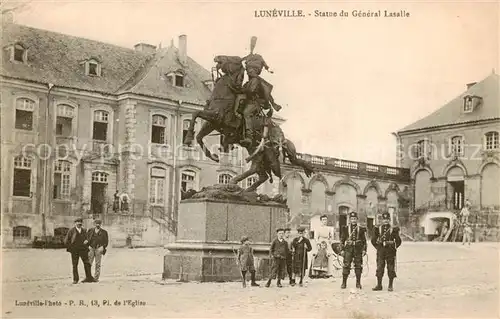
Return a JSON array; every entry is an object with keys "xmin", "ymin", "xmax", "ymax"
[{"xmin": 163, "ymin": 198, "xmax": 288, "ymax": 282}]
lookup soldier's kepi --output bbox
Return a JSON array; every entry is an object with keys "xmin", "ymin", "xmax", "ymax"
[
  {"xmin": 340, "ymin": 211, "xmax": 367, "ymax": 289},
  {"xmin": 371, "ymin": 211, "xmax": 402, "ymax": 292},
  {"xmin": 240, "ymin": 36, "xmax": 283, "ymax": 147}
]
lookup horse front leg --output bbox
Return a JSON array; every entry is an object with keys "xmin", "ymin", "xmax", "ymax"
[
  {"xmin": 184, "ymin": 109, "xmax": 218, "ymax": 145},
  {"xmin": 283, "ymin": 139, "xmax": 315, "ymax": 177},
  {"xmin": 195, "ymin": 122, "xmax": 220, "ymax": 163},
  {"xmin": 229, "ymin": 163, "xmax": 257, "ymax": 185}
]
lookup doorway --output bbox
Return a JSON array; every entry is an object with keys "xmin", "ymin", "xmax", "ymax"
[
  {"xmin": 449, "ymin": 181, "xmax": 464, "ymax": 210},
  {"xmin": 91, "ymin": 172, "xmax": 108, "ymax": 217},
  {"xmin": 338, "ymin": 205, "xmax": 350, "ymax": 229},
  {"xmin": 367, "ymin": 217, "xmax": 374, "ymax": 237}
]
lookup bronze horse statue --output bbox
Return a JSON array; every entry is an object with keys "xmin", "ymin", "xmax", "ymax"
[{"xmin": 184, "ymin": 55, "xmax": 314, "ymax": 192}]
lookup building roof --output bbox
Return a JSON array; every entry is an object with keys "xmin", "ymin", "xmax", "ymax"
[
  {"xmin": 398, "ymin": 72, "xmax": 499, "ymax": 133},
  {"xmin": 1, "ymin": 23, "xmax": 212, "ymax": 105}
]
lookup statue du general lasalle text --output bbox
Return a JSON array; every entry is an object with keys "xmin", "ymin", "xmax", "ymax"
[{"xmin": 254, "ymin": 9, "xmax": 411, "ymax": 18}]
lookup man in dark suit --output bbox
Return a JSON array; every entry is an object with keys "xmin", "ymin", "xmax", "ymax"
[
  {"xmin": 371, "ymin": 212, "xmax": 402, "ymax": 291},
  {"xmin": 339, "ymin": 211, "xmax": 367, "ymax": 289},
  {"xmin": 87, "ymin": 219, "xmax": 109, "ymax": 282},
  {"xmin": 64, "ymin": 217, "xmax": 95, "ymax": 284}
]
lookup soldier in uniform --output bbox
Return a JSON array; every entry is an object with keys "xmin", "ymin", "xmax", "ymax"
[
  {"xmin": 339, "ymin": 211, "xmax": 367, "ymax": 289},
  {"xmin": 240, "ymin": 36, "xmax": 282, "ymax": 147},
  {"xmin": 371, "ymin": 212, "xmax": 402, "ymax": 291}
]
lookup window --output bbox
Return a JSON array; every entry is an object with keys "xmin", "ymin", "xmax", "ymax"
[
  {"xmin": 166, "ymin": 72, "xmax": 184, "ymax": 87},
  {"xmin": 56, "ymin": 104, "xmax": 75, "ymax": 137},
  {"xmin": 450, "ymin": 136, "xmax": 464, "ymax": 156},
  {"xmin": 463, "ymin": 96, "xmax": 473, "ymax": 112},
  {"xmin": 15, "ymin": 98, "xmax": 35, "ymax": 131},
  {"xmin": 150, "ymin": 167, "xmax": 166, "ymax": 205},
  {"xmin": 85, "ymin": 59, "xmax": 101, "ymax": 76},
  {"xmin": 14, "ymin": 45, "xmax": 25, "ymax": 62},
  {"xmin": 182, "ymin": 119, "xmax": 192, "ymax": 146},
  {"xmin": 93, "ymin": 110, "xmax": 108, "ymax": 141},
  {"xmin": 181, "ymin": 170, "xmax": 196, "ymax": 192},
  {"xmin": 485, "ymin": 132, "xmax": 499, "ymax": 150},
  {"xmin": 245, "ymin": 176, "xmax": 258, "ymax": 188},
  {"xmin": 13, "ymin": 226, "xmax": 31, "ymax": 239},
  {"xmin": 218, "ymin": 173, "xmax": 232, "ymax": 184},
  {"xmin": 151, "ymin": 115, "xmax": 167, "ymax": 144},
  {"xmin": 92, "ymin": 172, "xmax": 108, "ymax": 183},
  {"xmin": 13, "ymin": 156, "xmax": 32, "ymax": 197},
  {"xmin": 53, "ymin": 160, "xmax": 71, "ymax": 200},
  {"xmin": 175, "ymin": 74, "xmax": 184, "ymax": 87},
  {"xmin": 414, "ymin": 140, "xmax": 427, "ymax": 158}
]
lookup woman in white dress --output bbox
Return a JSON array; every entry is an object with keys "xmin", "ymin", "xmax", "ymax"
[{"xmin": 313, "ymin": 215, "xmax": 335, "ymax": 276}]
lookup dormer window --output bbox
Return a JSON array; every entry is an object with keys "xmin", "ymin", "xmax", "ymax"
[
  {"xmin": 8, "ymin": 43, "xmax": 28, "ymax": 63},
  {"xmin": 166, "ymin": 71, "xmax": 185, "ymax": 87},
  {"xmin": 463, "ymin": 95, "xmax": 482, "ymax": 113},
  {"xmin": 82, "ymin": 58, "xmax": 101, "ymax": 77}
]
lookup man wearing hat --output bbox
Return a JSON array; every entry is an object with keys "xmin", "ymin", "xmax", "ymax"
[
  {"xmin": 64, "ymin": 217, "xmax": 94, "ymax": 284},
  {"xmin": 371, "ymin": 211, "xmax": 402, "ymax": 291},
  {"xmin": 87, "ymin": 219, "xmax": 109, "ymax": 282},
  {"xmin": 339, "ymin": 211, "xmax": 367, "ymax": 289},
  {"xmin": 291, "ymin": 226, "xmax": 312, "ymax": 286}
]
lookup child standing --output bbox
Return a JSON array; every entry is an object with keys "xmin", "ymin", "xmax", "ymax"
[
  {"xmin": 238, "ymin": 236, "xmax": 259, "ymax": 287},
  {"xmin": 266, "ymin": 228, "xmax": 289, "ymax": 288},
  {"xmin": 311, "ymin": 241, "xmax": 330, "ymax": 278},
  {"xmin": 462, "ymin": 223, "xmax": 473, "ymax": 246}
]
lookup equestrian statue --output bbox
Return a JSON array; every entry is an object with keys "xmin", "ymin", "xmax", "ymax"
[{"xmin": 183, "ymin": 36, "xmax": 314, "ymax": 193}]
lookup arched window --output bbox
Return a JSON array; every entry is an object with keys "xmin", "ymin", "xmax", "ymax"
[
  {"xmin": 485, "ymin": 132, "xmax": 499, "ymax": 150},
  {"xmin": 450, "ymin": 136, "xmax": 464, "ymax": 156},
  {"xmin": 151, "ymin": 115, "xmax": 167, "ymax": 144},
  {"xmin": 218, "ymin": 173, "xmax": 232, "ymax": 185},
  {"xmin": 56, "ymin": 104, "xmax": 76, "ymax": 137},
  {"xmin": 13, "ymin": 155, "xmax": 32, "ymax": 197},
  {"xmin": 15, "ymin": 98, "xmax": 35, "ymax": 131},
  {"xmin": 13, "ymin": 226, "xmax": 31, "ymax": 239},
  {"xmin": 414, "ymin": 140, "xmax": 425, "ymax": 158},
  {"xmin": 54, "ymin": 160, "xmax": 72, "ymax": 199},
  {"xmin": 150, "ymin": 167, "xmax": 166, "ymax": 205},
  {"xmin": 245, "ymin": 176, "xmax": 258, "ymax": 188}
]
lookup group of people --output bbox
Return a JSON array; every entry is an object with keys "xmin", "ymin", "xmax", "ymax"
[
  {"xmin": 64, "ymin": 218, "xmax": 109, "ymax": 284},
  {"xmin": 237, "ymin": 211, "xmax": 402, "ymax": 291}
]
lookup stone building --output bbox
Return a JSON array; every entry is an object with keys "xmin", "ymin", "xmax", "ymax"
[
  {"xmin": 395, "ymin": 72, "xmax": 500, "ymax": 240},
  {"xmin": 1, "ymin": 20, "xmax": 411, "ymax": 247}
]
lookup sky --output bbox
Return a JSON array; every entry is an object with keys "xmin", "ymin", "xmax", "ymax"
[{"xmin": 7, "ymin": 0, "xmax": 499, "ymax": 166}]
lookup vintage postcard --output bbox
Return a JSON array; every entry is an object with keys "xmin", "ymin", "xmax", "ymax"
[{"xmin": 1, "ymin": 0, "xmax": 498, "ymax": 318}]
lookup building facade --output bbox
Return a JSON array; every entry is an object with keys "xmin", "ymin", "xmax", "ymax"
[
  {"xmin": 1, "ymin": 19, "xmax": 411, "ymax": 247},
  {"xmin": 395, "ymin": 72, "xmax": 500, "ymax": 240}
]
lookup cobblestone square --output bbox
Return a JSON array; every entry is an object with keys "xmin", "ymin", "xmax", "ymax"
[{"xmin": 2, "ymin": 242, "xmax": 499, "ymax": 318}]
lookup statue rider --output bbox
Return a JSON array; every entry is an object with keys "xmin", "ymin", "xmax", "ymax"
[{"xmin": 239, "ymin": 37, "xmax": 282, "ymax": 147}]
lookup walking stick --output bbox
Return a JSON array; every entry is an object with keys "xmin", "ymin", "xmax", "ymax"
[{"xmin": 300, "ymin": 243, "xmax": 307, "ymax": 284}]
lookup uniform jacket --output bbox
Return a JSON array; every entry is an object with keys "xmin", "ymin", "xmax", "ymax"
[
  {"xmin": 269, "ymin": 238, "xmax": 289, "ymax": 259},
  {"xmin": 340, "ymin": 224, "xmax": 367, "ymax": 252},
  {"xmin": 371, "ymin": 225, "xmax": 402, "ymax": 250},
  {"xmin": 87, "ymin": 227, "xmax": 109, "ymax": 249},
  {"xmin": 64, "ymin": 227, "xmax": 89, "ymax": 253}
]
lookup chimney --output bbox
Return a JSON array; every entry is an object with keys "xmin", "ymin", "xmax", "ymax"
[
  {"xmin": 178, "ymin": 35, "xmax": 187, "ymax": 66},
  {"xmin": 466, "ymin": 82, "xmax": 477, "ymax": 90},
  {"xmin": 134, "ymin": 43, "xmax": 157, "ymax": 54},
  {"xmin": 3, "ymin": 11, "xmax": 14, "ymax": 24}
]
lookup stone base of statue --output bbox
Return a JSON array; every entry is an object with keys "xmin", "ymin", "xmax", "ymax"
[{"xmin": 163, "ymin": 184, "xmax": 288, "ymax": 282}]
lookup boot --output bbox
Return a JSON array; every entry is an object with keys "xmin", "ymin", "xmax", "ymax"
[
  {"xmin": 372, "ymin": 277, "xmax": 383, "ymax": 291},
  {"xmin": 265, "ymin": 279, "xmax": 271, "ymax": 288},
  {"xmin": 388, "ymin": 277, "xmax": 394, "ymax": 291},
  {"xmin": 355, "ymin": 273, "xmax": 362, "ymax": 289},
  {"xmin": 341, "ymin": 274, "xmax": 348, "ymax": 289},
  {"xmin": 277, "ymin": 279, "xmax": 283, "ymax": 288},
  {"xmin": 250, "ymin": 271, "xmax": 259, "ymax": 287}
]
